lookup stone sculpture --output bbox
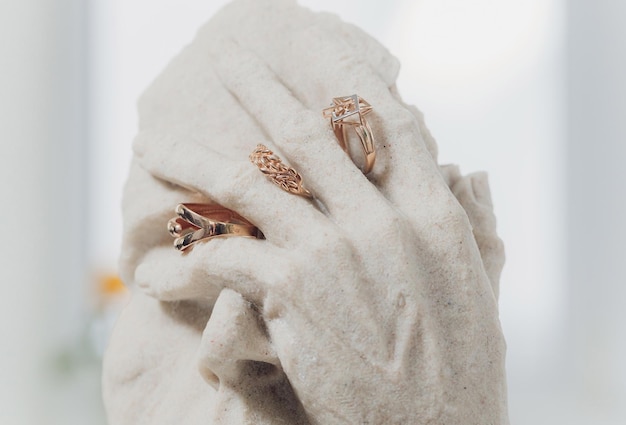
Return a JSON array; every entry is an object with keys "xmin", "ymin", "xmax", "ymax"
[{"xmin": 102, "ymin": 0, "xmax": 509, "ymax": 423}]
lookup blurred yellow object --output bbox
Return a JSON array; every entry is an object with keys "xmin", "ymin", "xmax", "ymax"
[{"xmin": 99, "ymin": 274, "xmax": 127, "ymax": 296}]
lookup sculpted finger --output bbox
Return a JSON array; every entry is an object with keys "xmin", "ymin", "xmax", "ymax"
[
  {"xmin": 207, "ymin": 38, "xmax": 389, "ymax": 233},
  {"xmin": 135, "ymin": 238, "xmax": 284, "ymax": 306},
  {"xmin": 450, "ymin": 172, "xmax": 505, "ymax": 299},
  {"xmin": 120, "ymin": 160, "xmax": 208, "ymax": 285},
  {"xmin": 219, "ymin": 12, "xmax": 458, "ymax": 229},
  {"xmin": 313, "ymin": 9, "xmax": 438, "ymax": 163},
  {"xmin": 315, "ymin": 11, "xmax": 400, "ymax": 87},
  {"xmin": 316, "ymin": 17, "xmax": 442, "ymax": 164},
  {"xmin": 133, "ymin": 129, "xmax": 328, "ymax": 245},
  {"xmin": 392, "ymin": 88, "xmax": 440, "ymax": 164},
  {"xmin": 136, "ymin": 37, "xmax": 267, "ymax": 160}
]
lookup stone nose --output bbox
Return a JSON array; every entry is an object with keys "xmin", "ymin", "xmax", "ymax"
[{"xmin": 197, "ymin": 288, "xmax": 281, "ymax": 389}]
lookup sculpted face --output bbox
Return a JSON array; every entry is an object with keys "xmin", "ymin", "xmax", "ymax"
[
  {"xmin": 197, "ymin": 289, "xmax": 309, "ymax": 423},
  {"xmin": 104, "ymin": 287, "xmax": 309, "ymax": 424},
  {"xmin": 103, "ymin": 1, "xmax": 508, "ymax": 424}
]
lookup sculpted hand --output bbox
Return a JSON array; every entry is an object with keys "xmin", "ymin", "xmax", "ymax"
[{"xmin": 106, "ymin": 1, "xmax": 507, "ymax": 424}]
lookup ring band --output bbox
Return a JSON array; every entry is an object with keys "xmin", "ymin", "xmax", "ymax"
[
  {"xmin": 167, "ymin": 203, "xmax": 263, "ymax": 251},
  {"xmin": 322, "ymin": 94, "xmax": 375, "ymax": 174},
  {"xmin": 249, "ymin": 144, "xmax": 312, "ymax": 198}
]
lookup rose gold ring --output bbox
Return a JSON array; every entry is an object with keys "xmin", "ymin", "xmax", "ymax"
[
  {"xmin": 322, "ymin": 94, "xmax": 375, "ymax": 174},
  {"xmin": 167, "ymin": 203, "xmax": 263, "ymax": 251},
  {"xmin": 249, "ymin": 144, "xmax": 312, "ymax": 198}
]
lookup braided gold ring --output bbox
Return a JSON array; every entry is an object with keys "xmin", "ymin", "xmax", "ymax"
[{"xmin": 249, "ymin": 144, "xmax": 312, "ymax": 198}]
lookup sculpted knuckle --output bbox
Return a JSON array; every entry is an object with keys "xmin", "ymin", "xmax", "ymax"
[
  {"xmin": 301, "ymin": 228, "xmax": 352, "ymax": 263},
  {"xmin": 366, "ymin": 206, "xmax": 409, "ymax": 241},
  {"xmin": 386, "ymin": 212, "xmax": 409, "ymax": 235},
  {"xmin": 323, "ymin": 233, "xmax": 351, "ymax": 255}
]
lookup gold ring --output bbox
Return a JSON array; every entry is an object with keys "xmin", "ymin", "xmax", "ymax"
[
  {"xmin": 167, "ymin": 203, "xmax": 263, "ymax": 251},
  {"xmin": 322, "ymin": 94, "xmax": 375, "ymax": 174},
  {"xmin": 249, "ymin": 144, "xmax": 312, "ymax": 198}
]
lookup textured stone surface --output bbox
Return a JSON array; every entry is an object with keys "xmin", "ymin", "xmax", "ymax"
[{"xmin": 103, "ymin": 0, "xmax": 509, "ymax": 423}]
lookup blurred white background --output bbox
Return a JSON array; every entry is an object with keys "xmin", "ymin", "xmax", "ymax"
[{"xmin": 1, "ymin": 0, "xmax": 624, "ymax": 424}]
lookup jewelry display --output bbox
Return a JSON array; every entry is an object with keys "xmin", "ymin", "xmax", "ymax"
[{"xmin": 168, "ymin": 203, "xmax": 262, "ymax": 251}]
